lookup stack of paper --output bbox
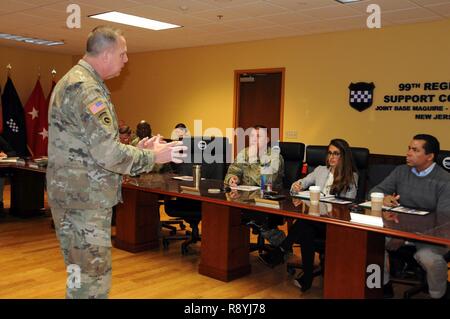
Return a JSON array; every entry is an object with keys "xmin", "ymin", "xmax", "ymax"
[
  {"xmin": 390, "ymin": 206, "xmax": 429, "ymax": 216},
  {"xmin": 230, "ymin": 185, "xmax": 261, "ymax": 192},
  {"xmin": 0, "ymin": 157, "xmax": 20, "ymax": 163},
  {"xmin": 254, "ymin": 198, "xmax": 280, "ymax": 208},
  {"xmin": 350, "ymin": 213, "xmax": 384, "ymax": 227},
  {"xmin": 291, "ymin": 191, "xmax": 335, "ymax": 200},
  {"xmin": 358, "ymin": 201, "xmax": 392, "ymax": 211}
]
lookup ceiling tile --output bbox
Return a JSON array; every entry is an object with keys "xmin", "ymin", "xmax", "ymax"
[
  {"xmin": 0, "ymin": 0, "xmax": 34, "ymax": 13},
  {"xmin": 410, "ymin": 0, "xmax": 450, "ymax": 6},
  {"xmin": 381, "ymin": 7, "xmax": 440, "ymax": 22},
  {"xmin": 261, "ymin": 11, "xmax": 319, "ymax": 25},
  {"xmin": 191, "ymin": 7, "xmax": 253, "ymax": 21},
  {"xmin": 228, "ymin": 1, "xmax": 289, "ymax": 18},
  {"xmin": 348, "ymin": 0, "xmax": 420, "ymax": 13},
  {"xmin": 0, "ymin": 0, "xmax": 447, "ymax": 54},
  {"xmin": 302, "ymin": 4, "xmax": 363, "ymax": 20},
  {"xmin": 124, "ymin": 4, "xmax": 212, "ymax": 26},
  {"xmin": 139, "ymin": 0, "xmax": 216, "ymax": 13},
  {"xmin": 196, "ymin": 0, "xmax": 262, "ymax": 9},
  {"xmin": 426, "ymin": 2, "xmax": 450, "ymax": 15},
  {"xmin": 221, "ymin": 17, "xmax": 278, "ymax": 29},
  {"xmin": 267, "ymin": 0, "xmax": 337, "ymax": 11},
  {"xmin": 75, "ymin": 0, "xmax": 142, "ymax": 11}
]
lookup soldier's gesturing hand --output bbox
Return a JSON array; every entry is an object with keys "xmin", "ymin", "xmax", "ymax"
[
  {"xmin": 153, "ymin": 139, "xmax": 187, "ymax": 164},
  {"xmin": 137, "ymin": 135, "xmax": 166, "ymax": 150}
]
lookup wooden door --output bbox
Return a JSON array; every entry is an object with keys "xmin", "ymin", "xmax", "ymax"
[{"xmin": 234, "ymin": 68, "xmax": 284, "ymax": 153}]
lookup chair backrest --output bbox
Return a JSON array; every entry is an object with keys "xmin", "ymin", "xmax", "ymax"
[
  {"xmin": 305, "ymin": 145, "xmax": 369, "ymax": 201},
  {"xmin": 305, "ymin": 146, "xmax": 327, "ymax": 174},
  {"xmin": 351, "ymin": 147, "xmax": 370, "ymax": 201},
  {"xmin": 172, "ymin": 136, "xmax": 230, "ymax": 180},
  {"xmin": 279, "ymin": 142, "xmax": 305, "ymax": 188},
  {"xmin": 367, "ymin": 163, "xmax": 398, "ymax": 196},
  {"xmin": 437, "ymin": 150, "xmax": 450, "ymax": 173}
]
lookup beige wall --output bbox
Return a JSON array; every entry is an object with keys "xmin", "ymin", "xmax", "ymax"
[
  {"xmin": 0, "ymin": 46, "xmax": 73, "ymax": 106},
  {"xmin": 3, "ymin": 20, "xmax": 448, "ymax": 156},
  {"xmin": 108, "ymin": 19, "xmax": 450, "ymax": 156}
]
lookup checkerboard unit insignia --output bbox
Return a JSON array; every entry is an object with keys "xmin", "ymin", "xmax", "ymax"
[{"xmin": 348, "ymin": 82, "xmax": 375, "ymax": 112}]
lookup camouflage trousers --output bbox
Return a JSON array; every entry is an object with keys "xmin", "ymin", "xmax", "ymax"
[{"xmin": 51, "ymin": 207, "xmax": 112, "ymax": 299}]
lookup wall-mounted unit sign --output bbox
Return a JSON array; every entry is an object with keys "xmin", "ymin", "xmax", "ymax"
[{"xmin": 348, "ymin": 82, "xmax": 375, "ymax": 112}]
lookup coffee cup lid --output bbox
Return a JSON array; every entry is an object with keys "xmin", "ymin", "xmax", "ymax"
[
  {"xmin": 309, "ymin": 186, "xmax": 321, "ymax": 191},
  {"xmin": 371, "ymin": 192, "xmax": 384, "ymax": 199}
]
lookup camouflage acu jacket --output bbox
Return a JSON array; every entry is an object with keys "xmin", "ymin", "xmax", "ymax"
[
  {"xmin": 224, "ymin": 146, "xmax": 284, "ymax": 189},
  {"xmin": 47, "ymin": 59, "xmax": 155, "ymax": 209}
]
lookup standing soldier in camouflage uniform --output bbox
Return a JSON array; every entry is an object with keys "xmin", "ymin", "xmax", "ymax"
[{"xmin": 47, "ymin": 26, "xmax": 186, "ymax": 299}]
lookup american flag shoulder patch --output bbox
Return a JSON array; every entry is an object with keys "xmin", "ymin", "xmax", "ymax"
[{"xmin": 88, "ymin": 100, "xmax": 106, "ymax": 115}]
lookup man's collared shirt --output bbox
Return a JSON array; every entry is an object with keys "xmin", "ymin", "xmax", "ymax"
[{"xmin": 411, "ymin": 162, "xmax": 436, "ymax": 177}]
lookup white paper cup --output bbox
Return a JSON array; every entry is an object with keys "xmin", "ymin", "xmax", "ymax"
[
  {"xmin": 309, "ymin": 186, "xmax": 321, "ymax": 205},
  {"xmin": 371, "ymin": 192, "xmax": 384, "ymax": 212}
]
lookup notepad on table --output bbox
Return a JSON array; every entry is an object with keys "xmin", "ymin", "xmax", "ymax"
[
  {"xmin": 291, "ymin": 191, "xmax": 335, "ymax": 200},
  {"xmin": 320, "ymin": 197, "xmax": 353, "ymax": 205},
  {"xmin": 230, "ymin": 185, "xmax": 260, "ymax": 192},
  {"xmin": 389, "ymin": 206, "xmax": 430, "ymax": 216},
  {"xmin": 350, "ymin": 213, "xmax": 384, "ymax": 227},
  {"xmin": 254, "ymin": 197, "xmax": 280, "ymax": 209},
  {"xmin": 358, "ymin": 201, "xmax": 392, "ymax": 211},
  {"xmin": 0, "ymin": 157, "xmax": 20, "ymax": 163},
  {"xmin": 172, "ymin": 176, "xmax": 205, "ymax": 181}
]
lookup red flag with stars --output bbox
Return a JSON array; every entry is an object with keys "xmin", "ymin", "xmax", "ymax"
[{"xmin": 24, "ymin": 79, "xmax": 48, "ymax": 157}]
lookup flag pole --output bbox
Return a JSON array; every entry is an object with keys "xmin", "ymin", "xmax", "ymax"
[{"xmin": 6, "ymin": 64, "xmax": 12, "ymax": 77}]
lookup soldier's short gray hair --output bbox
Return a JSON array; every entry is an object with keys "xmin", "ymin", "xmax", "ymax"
[{"xmin": 86, "ymin": 26, "xmax": 123, "ymax": 56}]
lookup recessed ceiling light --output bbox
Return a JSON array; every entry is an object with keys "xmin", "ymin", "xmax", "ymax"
[
  {"xmin": 335, "ymin": 0, "xmax": 362, "ymax": 3},
  {"xmin": 0, "ymin": 33, "xmax": 64, "ymax": 46},
  {"xmin": 89, "ymin": 11, "xmax": 182, "ymax": 31}
]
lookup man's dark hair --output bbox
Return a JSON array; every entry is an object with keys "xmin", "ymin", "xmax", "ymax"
[
  {"xmin": 253, "ymin": 124, "xmax": 267, "ymax": 130},
  {"xmin": 119, "ymin": 125, "xmax": 131, "ymax": 135},
  {"xmin": 413, "ymin": 134, "xmax": 440, "ymax": 162},
  {"xmin": 86, "ymin": 26, "xmax": 123, "ymax": 56},
  {"xmin": 175, "ymin": 123, "xmax": 187, "ymax": 129},
  {"xmin": 136, "ymin": 120, "xmax": 152, "ymax": 139}
]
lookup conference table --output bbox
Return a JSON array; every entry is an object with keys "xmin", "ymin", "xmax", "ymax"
[
  {"xmin": 0, "ymin": 160, "xmax": 46, "ymax": 216},
  {"xmin": 114, "ymin": 173, "xmax": 450, "ymax": 299},
  {"xmin": 2, "ymin": 162, "xmax": 449, "ymax": 298}
]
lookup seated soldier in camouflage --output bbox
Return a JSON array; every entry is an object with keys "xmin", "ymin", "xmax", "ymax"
[
  {"xmin": 118, "ymin": 125, "xmax": 139, "ymax": 146},
  {"xmin": 224, "ymin": 125, "xmax": 286, "ymax": 247}
]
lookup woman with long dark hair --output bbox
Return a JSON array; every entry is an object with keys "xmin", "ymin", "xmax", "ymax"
[
  {"xmin": 292, "ymin": 138, "xmax": 358, "ymax": 198},
  {"xmin": 259, "ymin": 138, "xmax": 358, "ymax": 292}
]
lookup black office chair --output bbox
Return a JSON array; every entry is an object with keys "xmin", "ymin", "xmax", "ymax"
[
  {"xmin": 437, "ymin": 150, "xmax": 450, "ymax": 173},
  {"xmin": 351, "ymin": 147, "xmax": 370, "ymax": 202},
  {"xmin": 367, "ymin": 163, "xmax": 398, "ymax": 196},
  {"xmin": 389, "ymin": 245, "xmax": 450, "ymax": 299},
  {"xmin": 279, "ymin": 142, "xmax": 305, "ymax": 188},
  {"xmin": 247, "ymin": 142, "xmax": 305, "ymax": 254},
  {"xmin": 389, "ymin": 245, "xmax": 427, "ymax": 298},
  {"xmin": 162, "ymin": 198, "xmax": 202, "ymax": 255},
  {"xmin": 162, "ymin": 136, "xmax": 229, "ymax": 254},
  {"xmin": 286, "ymin": 144, "xmax": 369, "ymax": 277}
]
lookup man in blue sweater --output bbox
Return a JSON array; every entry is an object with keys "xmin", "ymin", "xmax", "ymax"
[{"xmin": 370, "ymin": 134, "xmax": 450, "ymax": 299}]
